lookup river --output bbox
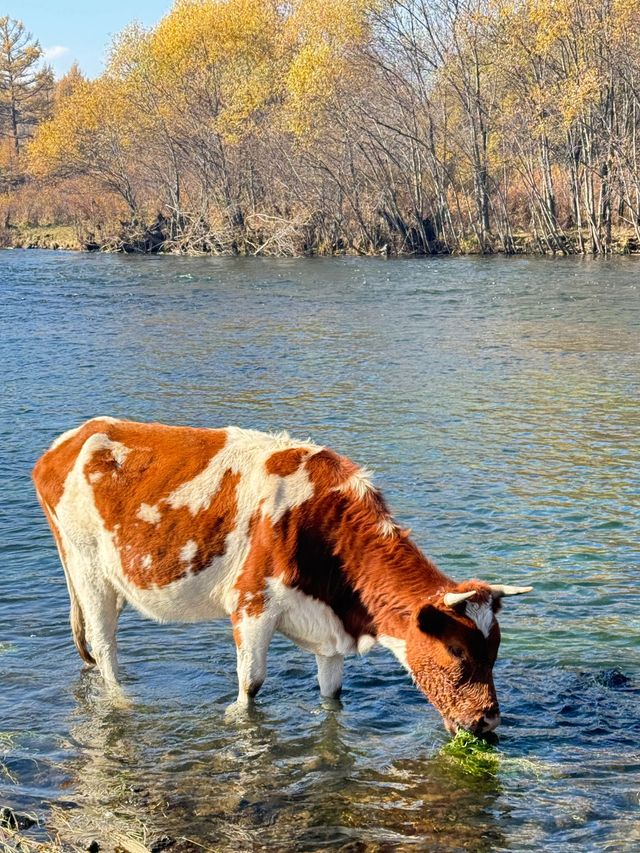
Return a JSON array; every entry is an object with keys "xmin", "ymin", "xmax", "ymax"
[{"xmin": 1, "ymin": 251, "xmax": 639, "ymax": 851}]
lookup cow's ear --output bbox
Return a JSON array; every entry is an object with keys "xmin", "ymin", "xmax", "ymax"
[{"xmin": 417, "ymin": 604, "xmax": 448, "ymax": 637}]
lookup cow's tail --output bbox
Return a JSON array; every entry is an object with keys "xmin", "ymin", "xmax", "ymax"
[
  {"xmin": 63, "ymin": 565, "xmax": 96, "ymax": 666},
  {"xmin": 34, "ymin": 489, "xmax": 96, "ymax": 667}
]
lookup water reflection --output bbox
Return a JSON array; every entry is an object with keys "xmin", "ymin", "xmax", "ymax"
[{"xmin": 55, "ymin": 676, "xmax": 508, "ymax": 852}]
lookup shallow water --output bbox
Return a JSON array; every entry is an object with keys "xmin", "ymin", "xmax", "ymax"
[{"xmin": 1, "ymin": 251, "xmax": 639, "ymax": 851}]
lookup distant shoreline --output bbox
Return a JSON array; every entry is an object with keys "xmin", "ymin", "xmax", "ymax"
[{"xmin": 3, "ymin": 224, "xmax": 640, "ymax": 257}]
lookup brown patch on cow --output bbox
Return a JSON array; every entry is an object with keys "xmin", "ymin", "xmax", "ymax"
[
  {"xmin": 87, "ymin": 454, "xmax": 237, "ymax": 589},
  {"xmin": 32, "ymin": 419, "xmax": 116, "ymax": 509},
  {"xmin": 236, "ymin": 451, "xmax": 388, "ymax": 642},
  {"xmin": 105, "ymin": 465, "xmax": 238, "ymax": 588},
  {"xmin": 305, "ymin": 449, "xmax": 360, "ymax": 490},
  {"xmin": 34, "ymin": 419, "xmax": 235, "ymax": 589},
  {"xmin": 232, "ymin": 509, "xmax": 270, "ymax": 633},
  {"xmin": 254, "ymin": 447, "xmax": 453, "ymax": 644},
  {"xmin": 265, "ymin": 447, "xmax": 308, "ymax": 477},
  {"xmin": 231, "ymin": 450, "xmax": 383, "ymax": 642}
]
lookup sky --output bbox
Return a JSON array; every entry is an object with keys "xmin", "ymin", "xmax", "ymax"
[{"xmin": 15, "ymin": 1, "xmax": 173, "ymax": 78}]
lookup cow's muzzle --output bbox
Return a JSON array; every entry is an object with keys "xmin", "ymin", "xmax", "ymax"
[{"xmin": 445, "ymin": 707, "xmax": 501, "ymax": 737}]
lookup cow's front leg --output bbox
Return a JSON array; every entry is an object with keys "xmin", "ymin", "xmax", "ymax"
[
  {"xmin": 232, "ymin": 610, "xmax": 276, "ymax": 705},
  {"xmin": 316, "ymin": 653, "xmax": 344, "ymax": 699}
]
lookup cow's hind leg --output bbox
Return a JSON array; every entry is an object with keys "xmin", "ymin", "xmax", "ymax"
[
  {"xmin": 232, "ymin": 610, "xmax": 277, "ymax": 705},
  {"xmin": 82, "ymin": 582, "xmax": 121, "ymax": 686},
  {"xmin": 67, "ymin": 562, "xmax": 121, "ymax": 685},
  {"xmin": 316, "ymin": 654, "xmax": 344, "ymax": 699},
  {"xmin": 53, "ymin": 521, "xmax": 122, "ymax": 686}
]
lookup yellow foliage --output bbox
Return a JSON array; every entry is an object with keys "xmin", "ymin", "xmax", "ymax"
[
  {"xmin": 285, "ymin": 42, "xmax": 340, "ymax": 136},
  {"xmin": 557, "ymin": 68, "xmax": 600, "ymax": 128},
  {"xmin": 527, "ymin": 0, "xmax": 572, "ymax": 52},
  {"xmin": 28, "ymin": 0, "xmax": 380, "ymax": 172},
  {"xmin": 611, "ymin": 0, "xmax": 640, "ymax": 46},
  {"xmin": 149, "ymin": 0, "xmax": 280, "ymax": 74},
  {"xmin": 285, "ymin": 0, "xmax": 379, "ymax": 46},
  {"xmin": 28, "ymin": 76, "xmax": 140, "ymax": 179},
  {"xmin": 283, "ymin": 0, "xmax": 379, "ymax": 137}
]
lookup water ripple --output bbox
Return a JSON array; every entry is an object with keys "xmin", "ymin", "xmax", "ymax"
[{"xmin": 1, "ymin": 252, "xmax": 639, "ymax": 851}]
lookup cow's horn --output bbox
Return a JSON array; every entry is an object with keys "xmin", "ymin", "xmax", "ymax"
[
  {"xmin": 443, "ymin": 590, "xmax": 477, "ymax": 607},
  {"xmin": 489, "ymin": 584, "xmax": 533, "ymax": 598}
]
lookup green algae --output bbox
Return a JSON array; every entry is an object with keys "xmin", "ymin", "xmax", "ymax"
[
  {"xmin": 441, "ymin": 731, "xmax": 501, "ymax": 777},
  {"xmin": 441, "ymin": 731, "xmax": 551, "ymax": 780}
]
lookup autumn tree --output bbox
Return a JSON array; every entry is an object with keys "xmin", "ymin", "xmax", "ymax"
[
  {"xmin": 23, "ymin": 0, "xmax": 640, "ymax": 254},
  {"xmin": 0, "ymin": 17, "xmax": 52, "ymax": 156},
  {"xmin": 29, "ymin": 75, "xmax": 144, "ymax": 214}
]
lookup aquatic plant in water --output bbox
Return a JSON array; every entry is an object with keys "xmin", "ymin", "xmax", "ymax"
[
  {"xmin": 441, "ymin": 731, "xmax": 551, "ymax": 780},
  {"xmin": 441, "ymin": 731, "xmax": 501, "ymax": 777}
]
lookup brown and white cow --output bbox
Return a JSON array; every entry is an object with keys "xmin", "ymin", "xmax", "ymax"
[{"xmin": 32, "ymin": 418, "xmax": 531, "ymax": 735}]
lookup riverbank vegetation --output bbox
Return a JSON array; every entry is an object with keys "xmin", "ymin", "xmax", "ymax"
[{"xmin": 4, "ymin": 0, "xmax": 640, "ymax": 255}]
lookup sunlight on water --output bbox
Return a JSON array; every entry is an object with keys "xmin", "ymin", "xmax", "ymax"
[{"xmin": 0, "ymin": 252, "xmax": 639, "ymax": 851}]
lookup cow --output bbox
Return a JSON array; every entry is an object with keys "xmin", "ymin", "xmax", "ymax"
[{"xmin": 32, "ymin": 417, "xmax": 532, "ymax": 735}]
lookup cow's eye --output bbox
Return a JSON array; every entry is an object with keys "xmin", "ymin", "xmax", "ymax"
[{"xmin": 447, "ymin": 645, "xmax": 464, "ymax": 659}]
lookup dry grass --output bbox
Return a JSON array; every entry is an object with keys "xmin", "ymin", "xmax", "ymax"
[
  {"xmin": 0, "ymin": 806, "xmax": 219, "ymax": 853},
  {"xmin": 0, "ymin": 225, "xmax": 81, "ymax": 251}
]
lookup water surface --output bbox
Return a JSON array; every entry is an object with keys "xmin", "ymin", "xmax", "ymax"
[{"xmin": 1, "ymin": 252, "xmax": 639, "ymax": 851}]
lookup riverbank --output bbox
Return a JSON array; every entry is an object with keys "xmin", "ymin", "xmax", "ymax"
[
  {"xmin": 0, "ymin": 801, "xmax": 207, "ymax": 853},
  {"xmin": 0, "ymin": 225, "xmax": 83, "ymax": 252},
  {"xmin": 0, "ymin": 810, "xmax": 198, "ymax": 853},
  {"xmin": 3, "ymin": 222, "xmax": 640, "ymax": 256}
]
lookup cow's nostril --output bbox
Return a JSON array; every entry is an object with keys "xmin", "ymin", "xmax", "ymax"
[{"xmin": 481, "ymin": 712, "xmax": 501, "ymax": 733}]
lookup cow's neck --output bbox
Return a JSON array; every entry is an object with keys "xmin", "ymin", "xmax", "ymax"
[
  {"xmin": 317, "ymin": 498, "xmax": 453, "ymax": 644},
  {"xmin": 351, "ymin": 534, "xmax": 450, "ymax": 639}
]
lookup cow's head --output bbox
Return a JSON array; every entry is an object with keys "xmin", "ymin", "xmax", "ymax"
[{"xmin": 405, "ymin": 582, "xmax": 532, "ymax": 736}]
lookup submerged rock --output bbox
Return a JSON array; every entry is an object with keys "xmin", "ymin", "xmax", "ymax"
[
  {"xmin": 586, "ymin": 668, "xmax": 631, "ymax": 689},
  {"xmin": 0, "ymin": 805, "xmax": 37, "ymax": 830}
]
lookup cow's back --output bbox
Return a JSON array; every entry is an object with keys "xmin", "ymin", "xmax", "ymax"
[{"xmin": 33, "ymin": 418, "xmax": 322, "ymax": 622}]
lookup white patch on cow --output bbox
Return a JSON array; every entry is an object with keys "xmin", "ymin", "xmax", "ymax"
[
  {"xmin": 49, "ymin": 425, "xmax": 83, "ymax": 451},
  {"xmin": 357, "ymin": 634, "xmax": 376, "ymax": 655},
  {"xmin": 336, "ymin": 467, "xmax": 375, "ymax": 500},
  {"xmin": 166, "ymin": 456, "xmax": 227, "ymax": 515},
  {"xmin": 88, "ymin": 471, "xmax": 103, "ymax": 484},
  {"xmin": 377, "ymin": 517, "xmax": 397, "ymax": 538},
  {"xmin": 141, "ymin": 554, "xmax": 152, "ymax": 570},
  {"xmin": 268, "ymin": 576, "xmax": 357, "ymax": 657},
  {"xmin": 110, "ymin": 442, "xmax": 130, "ymax": 467},
  {"xmin": 262, "ymin": 463, "xmax": 314, "ymax": 523},
  {"xmin": 465, "ymin": 601, "xmax": 494, "ymax": 638},
  {"xmin": 164, "ymin": 424, "xmax": 320, "ymax": 617},
  {"xmin": 378, "ymin": 635, "xmax": 410, "ymax": 671},
  {"xmin": 167, "ymin": 427, "xmax": 318, "ymax": 518},
  {"xmin": 137, "ymin": 502, "xmax": 161, "ymax": 524},
  {"xmin": 180, "ymin": 539, "xmax": 198, "ymax": 563},
  {"xmin": 81, "ymin": 432, "xmax": 130, "ymax": 469},
  {"xmin": 48, "ymin": 416, "xmax": 120, "ymax": 451}
]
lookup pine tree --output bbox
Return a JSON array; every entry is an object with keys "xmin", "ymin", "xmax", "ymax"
[{"xmin": 0, "ymin": 16, "xmax": 53, "ymax": 155}]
